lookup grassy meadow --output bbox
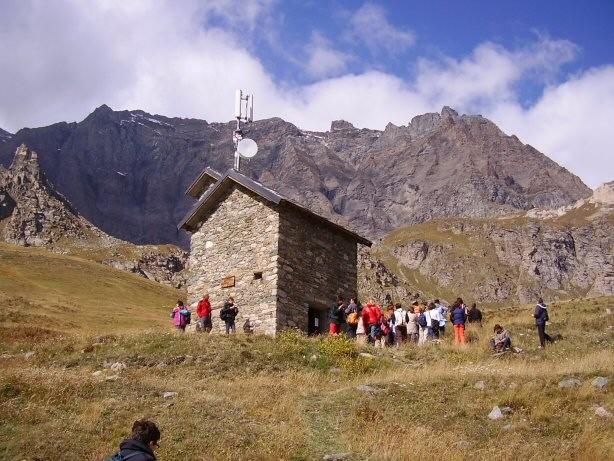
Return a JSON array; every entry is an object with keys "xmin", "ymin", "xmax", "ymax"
[{"xmin": 1, "ymin": 242, "xmax": 612, "ymax": 461}]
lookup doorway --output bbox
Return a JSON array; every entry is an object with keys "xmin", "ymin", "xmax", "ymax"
[{"xmin": 307, "ymin": 306, "xmax": 328, "ymax": 335}]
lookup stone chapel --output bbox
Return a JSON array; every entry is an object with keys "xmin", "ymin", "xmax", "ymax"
[{"xmin": 178, "ymin": 167, "xmax": 371, "ymax": 335}]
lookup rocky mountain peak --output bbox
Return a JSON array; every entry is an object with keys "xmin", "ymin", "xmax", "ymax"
[
  {"xmin": 441, "ymin": 106, "xmax": 459, "ymax": 118},
  {"xmin": 330, "ymin": 120, "xmax": 355, "ymax": 131},
  {"xmin": 0, "ymin": 127, "xmax": 12, "ymax": 143},
  {"xmin": 0, "ymin": 144, "xmax": 93, "ymax": 245},
  {"xmin": 592, "ymin": 181, "xmax": 614, "ymax": 206}
]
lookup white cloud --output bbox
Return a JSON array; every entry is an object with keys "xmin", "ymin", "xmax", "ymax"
[
  {"xmin": 303, "ymin": 32, "xmax": 353, "ymax": 79},
  {"xmin": 347, "ymin": 2, "xmax": 415, "ymax": 54},
  {"xmin": 0, "ymin": 1, "xmax": 611, "ymax": 188}
]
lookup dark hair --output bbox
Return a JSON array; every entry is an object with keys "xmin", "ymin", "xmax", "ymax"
[
  {"xmin": 131, "ymin": 419, "xmax": 160, "ymax": 445},
  {"xmin": 177, "ymin": 300, "xmax": 184, "ymax": 306},
  {"xmin": 412, "ymin": 301, "xmax": 419, "ymax": 306},
  {"xmin": 395, "ymin": 303, "xmax": 401, "ymax": 309},
  {"xmin": 471, "ymin": 303, "xmax": 476, "ymax": 308},
  {"xmin": 434, "ymin": 299, "xmax": 440, "ymax": 304},
  {"xmin": 538, "ymin": 298, "xmax": 544, "ymax": 304},
  {"xmin": 452, "ymin": 297, "xmax": 463, "ymax": 308},
  {"xmin": 338, "ymin": 294, "xmax": 344, "ymax": 302},
  {"xmin": 493, "ymin": 324, "xmax": 502, "ymax": 332}
]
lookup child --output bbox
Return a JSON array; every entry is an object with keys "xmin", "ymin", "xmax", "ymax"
[{"xmin": 171, "ymin": 300, "xmax": 190, "ymax": 332}]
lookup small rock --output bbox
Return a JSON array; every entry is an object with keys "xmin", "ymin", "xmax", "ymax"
[
  {"xmin": 356, "ymin": 384, "xmax": 382, "ymax": 394},
  {"xmin": 323, "ymin": 453, "xmax": 351, "ymax": 461},
  {"xmin": 595, "ymin": 406, "xmax": 612, "ymax": 418},
  {"xmin": 592, "ymin": 377, "xmax": 608, "ymax": 389},
  {"xmin": 508, "ymin": 382, "xmax": 518, "ymax": 389},
  {"xmin": 454, "ymin": 440, "xmax": 470, "ymax": 449},
  {"xmin": 474, "ymin": 381, "xmax": 486, "ymax": 390},
  {"xmin": 558, "ymin": 378, "xmax": 582, "ymax": 389},
  {"xmin": 156, "ymin": 362, "xmax": 167, "ymax": 370},
  {"xmin": 500, "ymin": 406, "xmax": 513, "ymax": 415},
  {"xmin": 488, "ymin": 406, "xmax": 504, "ymax": 420},
  {"xmin": 163, "ymin": 402, "xmax": 175, "ymax": 409},
  {"xmin": 309, "ymin": 354, "xmax": 318, "ymax": 362},
  {"xmin": 183, "ymin": 355, "xmax": 194, "ymax": 365},
  {"xmin": 502, "ymin": 423, "xmax": 513, "ymax": 431},
  {"xmin": 110, "ymin": 362, "xmax": 127, "ymax": 372},
  {"xmin": 105, "ymin": 375, "xmax": 119, "ymax": 381},
  {"xmin": 23, "ymin": 351, "xmax": 35, "ymax": 359},
  {"xmin": 513, "ymin": 347, "xmax": 523, "ymax": 353},
  {"xmin": 359, "ymin": 352, "xmax": 375, "ymax": 359},
  {"xmin": 329, "ymin": 367, "xmax": 342, "ymax": 374},
  {"xmin": 606, "ymin": 308, "xmax": 612, "ymax": 315},
  {"xmin": 92, "ymin": 370, "xmax": 103, "ymax": 376},
  {"xmin": 162, "ymin": 391, "xmax": 178, "ymax": 399}
]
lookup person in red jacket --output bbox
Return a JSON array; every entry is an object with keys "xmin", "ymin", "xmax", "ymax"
[
  {"xmin": 362, "ymin": 299, "xmax": 382, "ymax": 344},
  {"xmin": 196, "ymin": 293, "xmax": 212, "ymax": 333}
]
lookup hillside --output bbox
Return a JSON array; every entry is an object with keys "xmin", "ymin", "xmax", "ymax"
[
  {"xmin": 0, "ymin": 144, "xmax": 187, "ymax": 287},
  {"xmin": 1, "ymin": 295, "xmax": 612, "ymax": 460},
  {"xmin": 367, "ymin": 184, "xmax": 614, "ymax": 304},
  {"xmin": 0, "ymin": 106, "xmax": 590, "ymax": 245},
  {"xmin": 0, "ymin": 243, "xmax": 180, "ymax": 339}
]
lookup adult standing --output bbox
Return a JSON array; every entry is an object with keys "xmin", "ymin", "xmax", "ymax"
[
  {"xmin": 406, "ymin": 303, "xmax": 419, "ymax": 344},
  {"xmin": 220, "ymin": 296, "xmax": 239, "ymax": 334},
  {"xmin": 435, "ymin": 299, "xmax": 448, "ymax": 336},
  {"xmin": 534, "ymin": 298, "xmax": 553, "ymax": 348},
  {"xmin": 196, "ymin": 293, "xmax": 212, "ymax": 333},
  {"xmin": 329, "ymin": 296, "xmax": 346, "ymax": 335},
  {"xmin": 345, "ymin": 297, "xmax": 360, "ymax": 338},
  {"xmin": 362, "ymin": 299, "xmax": 382, "ymax": 344},
  {"xmin": 393, "ymin": 303, "xmax": 407, "ymax": 346},
  {"xmin": 451, "ymin": 298, "xmax": 467, "ymax": 345},
  {"xmin": 467, "ymin": 303, "xmax": 483, "ymax": 327}
]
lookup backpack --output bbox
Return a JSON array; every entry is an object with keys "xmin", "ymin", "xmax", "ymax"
[
  {"xmin": 347, "ymin": 312, "xmax": 359, "ymax": 326},
  {"xmin": 184, "ymin": 310, "xmax": 191, "ymax": 325},
  {"xmin": 418, "ymin": 313, "xmax": 427, "ymax": 327},
  {"xmin": 105, "ymin": 452, "xmax": 140, "ymax": 461}
]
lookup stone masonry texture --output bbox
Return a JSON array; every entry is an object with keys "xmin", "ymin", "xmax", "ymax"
[{"xmin": 187, "ymin": 183, "xmax": 360, "ymax": 334}]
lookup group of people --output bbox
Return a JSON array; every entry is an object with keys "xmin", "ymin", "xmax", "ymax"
[
  {"xmin": 330, "ymin": 295, "xmax": 555, "ymax": 351},
  {"xmin": 171, "ymin": 294, "xmax": 239, "ymax": 334},
  {"xmin": 330, "ymin": 295, "xmax": 485, "ymax": 347},
  {"xmin": 171, "ymin": 292, "xmax": 554, "ymax": 351}
]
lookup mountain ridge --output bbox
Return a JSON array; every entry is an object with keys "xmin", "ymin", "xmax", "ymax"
[{"xmin": 0, "ymin": 105, "xmax": 592, "ymax": 246}]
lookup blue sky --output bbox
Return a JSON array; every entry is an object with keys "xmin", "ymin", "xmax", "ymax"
[{"xmin": 0, "ymin": 0, "xmax": 613, "ymax": 187}]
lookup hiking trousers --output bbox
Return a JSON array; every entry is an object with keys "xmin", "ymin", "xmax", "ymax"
[
  {"xmin": 536, "ymin": 324, "xmax": 552, "ymax": 347},
  {"xmin": 225, "ymin": 321, "xmax": 236, "ymax": 334},
  {"xmin": 454, "ymin": 324, "xmax": 466, "ymax": 345}
]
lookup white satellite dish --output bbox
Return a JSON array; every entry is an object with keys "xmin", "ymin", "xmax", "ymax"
[{"xmin": 237, "ymin": 138, "xmax": 258, "ymax": 158}]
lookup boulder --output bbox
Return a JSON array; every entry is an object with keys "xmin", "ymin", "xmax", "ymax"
[
  {"xmin": 558, "ymin": 378, "xmax": 582, "ymax": 389},
  {"xmin": 591, "ymin": 377, "xmax": 608, "ymax": 389}
]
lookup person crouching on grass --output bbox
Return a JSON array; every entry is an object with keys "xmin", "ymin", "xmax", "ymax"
[{"xmin": 490, "ymin": 324, "xmax": 512, "ymax": 352}]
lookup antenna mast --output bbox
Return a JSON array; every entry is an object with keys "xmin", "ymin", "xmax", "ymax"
[{"xmin": 233, "ymin": 89, "xmax": 254, "ymax": 171}]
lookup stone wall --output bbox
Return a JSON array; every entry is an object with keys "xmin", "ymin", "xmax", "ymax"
[
  {"xmin": 187, "ymin": 185, "xmax": 280, "ymax": 334},
  {"xmin": 276, "ymin": 206, "xmax": 359, "ymax": 332}
]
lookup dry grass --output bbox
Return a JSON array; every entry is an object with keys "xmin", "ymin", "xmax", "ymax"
[{"xmin": 1, "ymin": 290, "xmax": 612, "ymax": 460}]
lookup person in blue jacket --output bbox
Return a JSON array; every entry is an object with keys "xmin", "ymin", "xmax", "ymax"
[{"xmin": 534, "ymin": 298, "xmax": 553, "ymax": 348}]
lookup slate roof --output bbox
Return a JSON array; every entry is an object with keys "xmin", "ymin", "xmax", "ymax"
[{"xmin": 178, "ymin": 168, "xmax": 372, "ymax": 246}]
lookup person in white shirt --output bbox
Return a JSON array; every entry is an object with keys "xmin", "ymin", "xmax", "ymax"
[
  {"xmin": 417, "ymin": 304, "xmax": 428, "ymax": 346},
  {"xmin": 393, "ymin": 303, "xmax": 407, "ymax": 346},
  {"xmin": 435, "ymin": 299, "xmax": 448, "ymax": 336},
  {"xmin": 427, "ymin": 302, "xmax": 442, "ymax": 339}
]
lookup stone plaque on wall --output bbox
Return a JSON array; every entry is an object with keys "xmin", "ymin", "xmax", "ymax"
[{"xmin": 221, "ymin": 276, "xmax": 235, "ymax": 288}]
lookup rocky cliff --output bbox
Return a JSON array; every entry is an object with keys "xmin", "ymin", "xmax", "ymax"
[
  {"xmin": 0, "ymin": 105, "xmax": 591, "ymax": 245},
  {"xmin": 0, "ymin": 144, "xmax": 187, "ymax": 287},
  {"xmin": 371, "ymin": 184, "xmax": 614, "ymax": 304}
]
